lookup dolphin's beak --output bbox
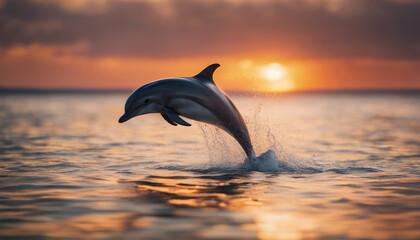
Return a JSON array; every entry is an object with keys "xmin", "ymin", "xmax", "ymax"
[{"xmin": 118, "ymin": 109, "xmax": 138, "ymax": 123}]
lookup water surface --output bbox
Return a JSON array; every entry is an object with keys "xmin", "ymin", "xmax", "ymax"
[{"xmin": 0, "ymin": 91, "xmax": 419, "ymax": 239}]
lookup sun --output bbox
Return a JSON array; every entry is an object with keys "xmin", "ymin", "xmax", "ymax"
[
  {"xmin": 261, "ymin": 63, "xmax": 285, "ymax": 82},
  {"xmin": 259, "ymin": 62, "xmax": 294, "ymax": 92},
  {"xmin": 236, "ymin": 60, "xmax": 295, "ymax": 92}
]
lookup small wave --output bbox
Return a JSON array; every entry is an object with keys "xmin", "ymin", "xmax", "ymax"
[{"xmin": 327, "ymin": 167, "xmax": 382, "ymax": 174}]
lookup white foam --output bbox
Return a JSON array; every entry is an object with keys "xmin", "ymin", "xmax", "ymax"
[{"xmin": 240, "ymin": 149, "xmax": 322, "ymax": 173}]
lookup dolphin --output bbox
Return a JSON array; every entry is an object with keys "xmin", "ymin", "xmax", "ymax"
[{"xmin": 118, "ymin": 63, "xmax": 256, "ymax": 159}]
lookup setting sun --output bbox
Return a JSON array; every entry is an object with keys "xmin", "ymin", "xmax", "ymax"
[
  {"xmin": 258, "ymin": 62, "xmax": 294, "ymax": 92},
  {"xmin": 261, "ymin": 63, "xmax": 285, "ymax": 81}
]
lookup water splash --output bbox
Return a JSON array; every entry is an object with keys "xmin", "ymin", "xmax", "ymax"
[{"xmin": 194, "ymin": 97, "xmax": 320, "ymax": 173}]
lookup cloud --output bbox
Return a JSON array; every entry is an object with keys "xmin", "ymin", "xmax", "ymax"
[{"xmin": 0, "ymin": 0, "xmax": 419, "ymax": 60}]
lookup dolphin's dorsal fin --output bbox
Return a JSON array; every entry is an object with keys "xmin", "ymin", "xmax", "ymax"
[{"xmin": 194, "ymin": 63, "xmax": 220, "ymax": 84}]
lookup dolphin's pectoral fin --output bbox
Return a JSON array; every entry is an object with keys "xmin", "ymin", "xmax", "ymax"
[
  {"xmin": 161, "ymin": 113, "xmax": 177, "ymax": 126},
  {"xmin": 162, "ymin": 108, "xmax": 191, "ymax": 126}
]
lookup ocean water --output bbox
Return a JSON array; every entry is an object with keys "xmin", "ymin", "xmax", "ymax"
[{"xmin": 0, "ymin": 91, "xmax": 419, "ymax": 239}]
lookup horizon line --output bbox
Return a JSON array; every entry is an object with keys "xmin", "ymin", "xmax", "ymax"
[{"xmin": 0, "ymin": 87, "xmax": 419, "ymax": 95}]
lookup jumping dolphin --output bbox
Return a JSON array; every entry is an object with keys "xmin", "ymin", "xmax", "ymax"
[{"xmin": 118, "ymin": 63, "xmax": 256, "ymax": 159}]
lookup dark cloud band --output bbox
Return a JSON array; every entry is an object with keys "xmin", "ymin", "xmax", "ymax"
[{"xmin": 1, "ymin": 0, "xmax": 419, "ymax": 59}]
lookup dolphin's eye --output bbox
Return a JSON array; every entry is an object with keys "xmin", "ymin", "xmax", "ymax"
[{"xmin": 145, "ymin": 99, "xmax": 149, "ymax": 103}]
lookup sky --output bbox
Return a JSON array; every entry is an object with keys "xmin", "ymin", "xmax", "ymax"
[{"xmin": 0, "ymin": 0, "xmax": 419, "ymax": 92}]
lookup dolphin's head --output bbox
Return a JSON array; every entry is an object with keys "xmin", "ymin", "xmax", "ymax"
[{"xmin": 118, "ymin": 83, "xmax": 161, "ymax": 123}]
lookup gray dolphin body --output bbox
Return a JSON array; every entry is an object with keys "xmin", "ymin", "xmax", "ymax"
[{"xmin": 118, "ymin": 63, "xmax": 256, "ymax": 159}]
